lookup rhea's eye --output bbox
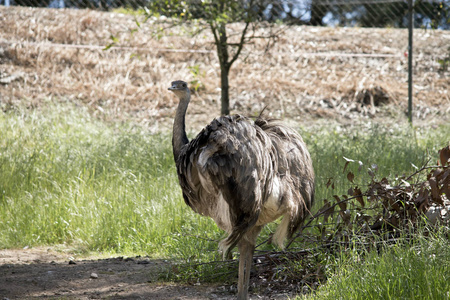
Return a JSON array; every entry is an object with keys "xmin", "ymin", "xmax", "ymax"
[{"xmin": 182, "ymin": 83, "xmax": 187, "ymax": 88}]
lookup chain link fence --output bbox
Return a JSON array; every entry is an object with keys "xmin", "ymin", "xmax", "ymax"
[{"xmin": 1, "ymin": 0, "xmax": 449, "ymax": 29}]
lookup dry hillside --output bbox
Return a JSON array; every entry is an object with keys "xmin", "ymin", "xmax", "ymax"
[{"xmin": 0, "ymin": 6, "xmax": 449, "ymax": 131}]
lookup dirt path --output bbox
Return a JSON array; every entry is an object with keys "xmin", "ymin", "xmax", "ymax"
[
  {"xmin": 0, "ymin": 248, "xmax": 230, "ymax": 299},
  {"xmin": 0, "ymin": 248, "xmax": 293, "ymax": 299}
]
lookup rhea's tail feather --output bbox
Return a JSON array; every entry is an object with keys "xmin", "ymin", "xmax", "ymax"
[
  {"xmin": 220, "ymin": 214, "xmax": 260, "ymax": 259},
  {"xmin": 287, "ymin": 186, "xmax": 315, "ymax": 241}
]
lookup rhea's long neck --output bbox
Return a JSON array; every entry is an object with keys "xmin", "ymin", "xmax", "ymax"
[{"xmin": 172, "ymin": 92, "xmax": 190, "ymax": 161}]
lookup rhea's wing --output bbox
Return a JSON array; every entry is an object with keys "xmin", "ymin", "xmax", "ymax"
[{"xmin": 175, "ymin": 126, "xmax": 207, "ymax": 210}]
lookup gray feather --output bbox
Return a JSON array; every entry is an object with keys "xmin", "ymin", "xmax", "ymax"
[{"xmin": 170, "ymin": 80, "xmax": 315, "ymax": 300}]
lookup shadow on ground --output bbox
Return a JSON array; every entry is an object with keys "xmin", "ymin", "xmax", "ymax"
[{"xmin": 0, "ymin": 248, "xmax": 235, "ymax": 299}]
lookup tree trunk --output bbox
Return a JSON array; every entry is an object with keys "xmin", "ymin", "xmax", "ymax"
[
  {"xmin": 217, "ymin": 23, "xmax": 231, "ymax": 116},
  {"xmin": 310, "ymin": 1, "xmax": 326, "ymax": 26},
  {"xmin": 220, "ymin": 66, "xmax": 230, "ymax": 116}
]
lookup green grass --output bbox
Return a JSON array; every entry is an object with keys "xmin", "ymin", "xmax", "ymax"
[
  {"xmin": 0, "ymin": 104, "xmax": 222, "ymax": 258},
  {"xmin": 301, "ymin": 123, "xmax": 449, "ymax": 208},
  {"xmin": 0, "ymin": 102, "xmax": 448, "ymax": 275},
  {"xmin": 300, "ymin": 229, "xmax": 450, "ymax": 300}
]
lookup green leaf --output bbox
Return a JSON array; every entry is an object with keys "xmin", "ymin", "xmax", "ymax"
[
  {"xmin": 109, "ymin": 35, "xmax": 119, "ymax": 43},
  {"xmin": 103, "ymin": 43, "xmax": 115, "ymax": 51},
  {"xmin": 135, "ymin": 18, "xmax": 141, "ymax": 28}
]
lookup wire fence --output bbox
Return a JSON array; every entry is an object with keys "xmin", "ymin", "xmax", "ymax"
[{"xmin": 1, "ymin": 0, "xmax": 449, "ymax": 30}]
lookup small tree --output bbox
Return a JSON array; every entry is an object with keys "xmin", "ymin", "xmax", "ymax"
[{"xmin": 146, "ymin": 0, "xmax": 287, "ymax": 115}]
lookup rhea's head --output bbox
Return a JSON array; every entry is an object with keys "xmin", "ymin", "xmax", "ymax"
[{"xmin": 168, "ymin": 80, "xmax": 190, "ymax": 100}]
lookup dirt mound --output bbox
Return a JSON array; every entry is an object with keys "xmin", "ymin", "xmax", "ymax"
[{"xmin": 1, "ymin": 6, "xmax": 449, "ymax": 130}]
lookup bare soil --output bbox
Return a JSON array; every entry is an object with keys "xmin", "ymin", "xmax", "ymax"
[
  {"xmin": 0, "ymin": 248, "xmax": 298, "ymax": 299},
  {"xmin": 0, "ymin": 247, "xmax": 229, "ymax": 299}
]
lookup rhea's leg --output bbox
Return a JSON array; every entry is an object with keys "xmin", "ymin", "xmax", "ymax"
[{"xmin": 237, "ymin": 226, "xmax": 262, "ymax": 300}]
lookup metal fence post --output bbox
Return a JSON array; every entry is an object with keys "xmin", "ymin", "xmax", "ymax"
[{"xmin": 408, "ymin": 0, "xmax": 414, "ymax": 124}]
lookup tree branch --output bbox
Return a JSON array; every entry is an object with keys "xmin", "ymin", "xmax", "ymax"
[{"xmin": 227, "ymin": 0, "xmax": 254, "ymax": 67}]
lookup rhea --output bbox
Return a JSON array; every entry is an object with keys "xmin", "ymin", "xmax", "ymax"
[{"xmin": 169, "ymin": 80, "xmax": 315, "ymax": 300}]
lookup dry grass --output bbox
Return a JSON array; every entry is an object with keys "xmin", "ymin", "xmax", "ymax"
[{"xmin": 0, "ymin": 6, "xmax": 449, "ymax": 131}]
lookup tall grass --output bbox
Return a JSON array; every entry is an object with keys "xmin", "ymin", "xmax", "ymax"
[
  {"xmin": 301, "ymin": 228, "xmax": 450, "ymax": 300},
  {"xmin": 0, "ymin": 104, "xmax": 221, "ymax": 258},
  {"xmin": 0, "ymin": 103, "xmax": 448, "ymax": 264},
  {"xmin": 300, "ymin": 123, "xmax": 449, "ymax": 209}
]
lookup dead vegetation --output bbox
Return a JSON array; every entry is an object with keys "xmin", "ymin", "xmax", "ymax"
[
  {"xmin": 0, "ymin": 6, "xmax": 449, "ymax": 131},
  {"xmin": 276, "ymin": 144, "xmax": 449, "ymax": 290}
]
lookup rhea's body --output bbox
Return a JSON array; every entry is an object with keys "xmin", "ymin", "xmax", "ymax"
[{"xmin": 169, "ymin": 80, "xmax": 315, "ymax": 300}]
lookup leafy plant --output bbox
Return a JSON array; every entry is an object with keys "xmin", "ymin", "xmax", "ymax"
[
  {"xmin": 188, "ymin": 65, "xmax": 204, "ymax": 92},
  {"xmin": 289, "ymin": 144, "xmax": 450, "ymax": 251},
  {"xmin": 437, "ymin": 46, "xmax": 450, "ymax": 72}
]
